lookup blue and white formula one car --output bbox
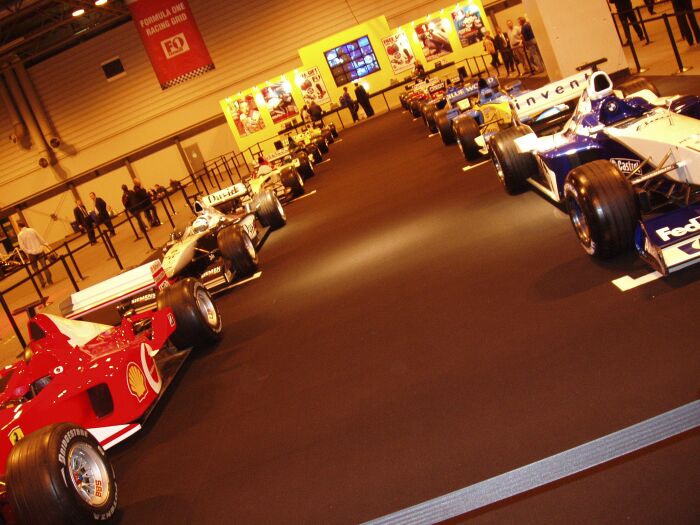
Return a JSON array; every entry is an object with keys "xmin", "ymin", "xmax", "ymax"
[
  {"xmin": 431, "ymin": 70, "xmax": 590, "ymax": 160},
  {"xmin": 490, "ymin": 70, "xmax": 700, "ymax": 275}
]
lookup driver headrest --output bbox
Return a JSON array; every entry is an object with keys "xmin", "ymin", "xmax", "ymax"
[{"xmin": 587, "ymin": 71, "xmax": 613, "ymax": 101}]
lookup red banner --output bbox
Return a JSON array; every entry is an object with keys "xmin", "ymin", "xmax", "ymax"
[{"xmin": 126, "ymin": 0, "xmax": 214, "ymax": 89}]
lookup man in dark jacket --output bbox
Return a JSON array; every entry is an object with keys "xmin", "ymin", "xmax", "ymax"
[
  {"xmin": 73, "ymin": 199, "xmax": 96, "ymax": 244},
  {"xmin": 122, "ymin": 183, "xmax": 147, "ymax": 233},
  {"xmin": 494, "ymin": 27, "xmax": 514, "ymax": 74},
  {"xmin": 89, "ymin": 192, "xmax": 115, "ymax": 236},
  {"xmin": 611, "ymin": 0, "xmax": 645, "ymax": 43},
  {"xmin": 340, "ymin": 87, "xmax": 359, "ymax": 122},
  {"xmin": 354, "ymin": 82, "xmax": 374, "ymax": 117},
  {"xmin": 308, "ymin": 101, "xmax": 324, "ymax": 124},
  {"xmin": 133, "ymin": 179, "xmax": 161, "ymax": 227},
  {"xmin": 671, "ymin": 0, "xmax": 700, "ymax": 45}
]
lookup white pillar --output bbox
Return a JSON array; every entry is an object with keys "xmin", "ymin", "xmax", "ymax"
[{"xmin": 521, "ymin": 0, "xmax": 628, "ymax": 80}]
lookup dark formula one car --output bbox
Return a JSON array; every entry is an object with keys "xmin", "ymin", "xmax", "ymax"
[
  {"xmin": 3, "ymin": 270, "xmax": 222, "ymax": 524},
  {"xmin": 490, "ymin": 70, "xmax": 700, "ymax": 275}
]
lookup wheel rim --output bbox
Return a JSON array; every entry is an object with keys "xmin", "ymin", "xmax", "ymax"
[
  {"xmin": 567, "ymin": 197, "xmax": 592, "ymax": 247},
  {"xmin": 276, "ymin": 197, "xmax": 287, "ymax": 221},
  {"xmin": 296, "ymin": 173, "xmax": 304, "ymax": 188},
  {"xmin": 195, "ymin": 287, "xmax": 219, "ymax": 328},
  {"xmin": 492, "ymin": 150, "xmax": 505, "ymax": 185},
  {"xmin": 68, "ymin": 443, "xmax": 111, "ymax": 507}
]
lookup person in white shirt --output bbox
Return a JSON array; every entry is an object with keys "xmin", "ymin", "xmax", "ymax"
[
  {"xmin": 507, "ymin": 19, "xmax": 529, "ymax": 74},
  {"xmin": 17, "ymin": 221, "xmax": 52, "ymax": 287}
]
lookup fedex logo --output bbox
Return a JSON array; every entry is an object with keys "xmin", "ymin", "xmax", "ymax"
[
  {"xmin": 656, "ymin": 216, "xmax": 700, "ymax": 242},
  {"xmin": 161, "ymin": 33, "xmax": 190, "ymax": 59}
]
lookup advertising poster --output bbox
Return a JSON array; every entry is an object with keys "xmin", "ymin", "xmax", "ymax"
[
  {"xmin": 414, "ymin": 19, "xmax": 453, "ymax": 62},
  {"xmin": 451, "ymin": 4, "xmax": 485, "ymax": 47},
  {"xmin": 225, "ymin": 95, "xmax": 265, "ymax": 137},
  {"xmin": 382, "ymin": 32, "xmax": 415, "ymax": 74},
  {"xmin": 261, "ymin": 81, "xmax": 298, "ymax": 124},
  {"xmin": 297, "ymin": 67, "xmax": 330, "ymax": 105}
]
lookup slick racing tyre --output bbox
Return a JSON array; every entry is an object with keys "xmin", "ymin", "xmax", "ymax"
[
  {"xmin": 296, "ymin": 152, "xmax": 315, "ymax": 179},
  {"xmin": 422, "ymin": 101, "xmax": 439, "ymax": 134},
  {"xmin": 563, "ymin": 160, "xmax": 639, "ymax": 258},
  {"xmin": 489, "ymin": 124, "xmax": 537, "ymax": 194},
  {"xmin": 322, "ymin": 128, "xmax": 334, "ymax": 144},
  {"xmin": 454, "ymin": 115, "xmax": 481, "ymax": 161},
  {"xmin": 158, "ymin": 277, "xmax": 223, "ymax": 349},
  {"xmin": 306, "ymin": 145, "xmax": 322, "ymax": 164},
  {"xmin": 256, "ymin": 190, "xmax": 287, "ymax": 230},
  {"xmin": 618, "ymin": 77, "xmax": 660, "ymax": 98},
  {"xmin": 315, "ymin": 138, "xmax": 329, "ymax": 155},
  {"xmin": 279, "ymin": 166, "xmax": 305, "ymax": 197},
  {"xmin": 7, "ymin": 423, "xmax": 118, "ymax": 525},
  {"xmin": 410, "ymin": 99, "xmax": 422, "ymax": 118},
  {"xmin": 434, "ymin": 109, "xmax": 455, "ymax": 145},
  {"xmin": 329, "ymin": 123, "xmax": 339, "ymax": 138},
  {"xmin": 217, "ymin": 226, "xmax": 259, "ymax": 278}
]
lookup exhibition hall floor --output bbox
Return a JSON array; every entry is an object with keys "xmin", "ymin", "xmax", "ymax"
[{"xmin": 111, "ymin": 86, "xmax": 700, "ymax": 524}]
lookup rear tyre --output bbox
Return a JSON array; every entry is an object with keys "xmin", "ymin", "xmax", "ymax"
[
  {"xmin": 410, "ymin": 100, "xmax": 422, "ymax": 118},
  {"xmin": 489, "ymin": 124, "xmax": 537, "ymax": 194},
  {"xmin": 157, "ymin": 277, "xmax": 222, "ymax": 349},
  {"xmin": 322, "ymin": 129, "xmax": 334, "ymax": 144},
  {"xmin": 316, "ymin": 138, "xmax": 329, "ymax": 154},
  {"xmin": 279, "ymin": 166, "xmax": 305, "ymax": 197},
  {"xmin": 618, "ymin": 77, "xmax": 660, "ymax": 97},
  {"xmin": 454, "ymin": 115, "xmax": 481, "ymax": 161},
  {"xmin": 422, "ymin": 101, "xmax": 438, "ymax": 134},
  {"xmin": 295, "ymin": 151, "xmax": 314, "ymax": 179},
  {"xmin": 7, "ymin": 423, "xmax": 118, "ymax": 525},
  {"xmin": 329, "ymin": 123, "xmax": 339, "ymax": 138},
  {"xmin": 435, "ymin": 109, "xmax": 455, "ymax": 145},
  {"xmin": 216, "ymin": 226, "xmax": 259, "ymax": 278},
  {"xmin": 563, "ymin": 160, "xmax": 639, "ymax": 258},
  {"xmin": 256, "ymin": 190, "xmax": 287, "ymax": 230}
]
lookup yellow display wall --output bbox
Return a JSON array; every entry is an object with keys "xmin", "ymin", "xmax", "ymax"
[{"xmin": 220, "ymin": 0, "xmax": 492, "ymax": 156}]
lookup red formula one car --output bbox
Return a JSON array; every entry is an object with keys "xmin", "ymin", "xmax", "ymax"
[{"xmin": 0, "ymin": 268, "xmax": 221, "ymax": 524}]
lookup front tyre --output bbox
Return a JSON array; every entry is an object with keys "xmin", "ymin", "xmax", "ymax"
[
  {"xmin": 217, "ymin": 226, "xmax": 259, "ymax": 277},
  {"xmin": 563, "ymin": 160, "xmax": 639, "ymax": 258},
  {"xmin": 157, "ymin": 278, "xmax": 222, "ymax": 349},
  {"xmin": 489, "ymin": 124, "xmax": 537, "ymax": 194},
  {"xmin": 454, "ymin": 115, "xmax": 481, "ymax": 161},
  {"xmin": 7, "ymin": 423, "xmax": 118, "ymax": 525},
  {"xmin": 422, "ymin": 101, "xmax": 438, "ymax": 134},
  {"xmin": 279, "ymin": 166, "xmax": 305, "ymax": 197},
  {"xmin": 256, "ymin": 190, "xmax": 287, "ymax": 230},
  {"xmin": 435, "ymin": 109, "xmax": 455, "ymax": 145}
]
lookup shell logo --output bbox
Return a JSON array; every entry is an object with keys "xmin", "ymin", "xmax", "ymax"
[{"xmin": 127, "ymin": 362, "xmax": 148, "ymax": 402}]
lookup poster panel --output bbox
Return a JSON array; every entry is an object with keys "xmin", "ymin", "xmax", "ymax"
[
  {"xmin": 297, "ymin": 67, "xmax": 331, "ymax": 105},
  {"xmin": 382, "ymin": 32, "xmax": 415, "ymax": 74},
  {"xmin": 224, "ymin": 95, "xmax": 265, "ymax": 137},
  {"xmin": 414, "ymin": 19, "xmax": 453, "ymax": 62},
  {"xmin": 261, "ymin": 82, "xmax": 299, "ymax": 124},
  {"xmin": 126, "ymin": 0, "xmax": 214, "ymax": 89},
  {"xmin": 451, "ymin": 5, "xmax": 486, "ymax": 47}
]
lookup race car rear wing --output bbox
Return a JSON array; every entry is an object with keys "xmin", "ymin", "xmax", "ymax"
[
  {"xmin": 61, "ymin": 260, "xmax": 169, "ymax": 322},
  {"xmin": 511, "ymin": 70, "xmax": 591, "ymax": 120}
]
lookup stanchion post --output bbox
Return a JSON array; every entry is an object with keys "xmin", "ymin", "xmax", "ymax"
[
  {"xmin": 125, "ymin": 211, "xmax": 141, "ymax": 240},
  {"xmin": 96, "ymin": 225, "xmax": 114, "ymax": 259},
  {"xmin": 102, "ymin": 232, "xmax": 123, "ymax": 270},
  {"xmin": 63, "ymin": 241, "xmax": 84, "ymax": 280},
  {"xmin": 624, "ymin": 23, "xmax": 644, "ymax": 73},
  {"xmin": 161, "ymin": 198, "xmax": 175, "ymax": 228},
  {"xmin": 141, "ymin": 224, "xmax": 154, "ymax": 250},
  {"xmin": 636, "ymin": 6, "xmax": 650, "ymax": 43},
  {"xmin": 23, "ymin": 262, "xmax": 44, "ymax": 302},
  {"xmin": 662, "ymin": 14, "xmax": 691, "ymax": 73},
  {"xmin": 164, "ymin": 191, "xmax": 176, "ymax": 215},
  {"xmin": 59, "ymin": 256, "xmax": 79, "ymax": 292},
  {"xmin": 0, "ymin": 292, "xmax": 26, "ymax": 348}
]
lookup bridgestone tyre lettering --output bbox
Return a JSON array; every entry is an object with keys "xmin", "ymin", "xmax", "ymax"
[
  {"xmin": 7, "ymin": 423, "xmax": 118, "ymax": 525},
  {"xmin": 216, "ymin": 226, "xmax": 259, "ymax": 278},
  {"xmin": 454, "ymin": 115, "xmax": 481, "ymax": 161},
  {"xmin": 563, "ymin": 160, "xmax": 639, "ymax": 258},
  {"xmin": 422, "ymin": 101, "xmax": 438, "ymax": 133},
  {"xmin": 435, "ymin": 109, "xmax": 455, "ymax": 145},
  {"xmin": 279, "ymin": 166, "xmax": 305, "ymax": 197},
  {"xmin": 157, "ymin": 278, "xmax": 223, "ymax": 349},
  {"xmin": 410, "ymin": 100, "xmax": 422, "ymax": 118},
  {"xmin": 256, "ymin": 190, "xmax": 287, "ymax": 230},
  {"xmin": 489, "ymin": 124, "xmax": 537, "ymax": 194},
  {"xmin": 618, "ymin": 77, "xmax": 660, "ymax": 97}
]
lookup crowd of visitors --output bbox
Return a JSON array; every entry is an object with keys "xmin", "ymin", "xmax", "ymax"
[{"xmin": 478, "ymin": 17, "xmax": 544, "ymax": 76}]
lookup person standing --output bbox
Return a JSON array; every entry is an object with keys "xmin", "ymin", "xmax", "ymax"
[
  {"xmin": 495, "ymin": 27, "xmax": 514, "ymax": 75},
  {"xmin": 308, "ymin": 100, "xmax": 324, "ymax": 125},
  {"xmin": 644, "ymin": 0, "xmax": 655, "ymax": 14},
  {"xmin": 134, "ymin": 179, "xmax": 160, "ymax": 227},
  {"xmin": 507, "ymin": 19, "xmax": 529, "ymax": 74},
  {"xmin": 300, "ymin": 104, "xmax": 312, "ymax": 124},
  {"xmin": 671, "ymin": 0, "xmax": 700, "ymax": 45},
  {"xmin": 340, "ymin": 86, "xmax": 359, "ymax": 122},
  {"xmin": 483, "ymin": 30, "xmax": 501, "ymax": 70},
  {"xmin": 122, "ymin": 183, "xmax": 147, "ymax": 233},
  {"xmin": 17, "ymin": 221, "xmax": 52, "ymax": 288},
  {"xmin": 73, "ymin": 199, "xmax": 96, "ymax": 245},
  {"xmin": 89, "ymin": 192, "xmax": 115, "ymax": 236},
  {"xmin": 519, "ymin": 17, "xmax": 544, "ymax": 72},
  {"xmin": 611, "ymin": 0, "xmax": 645, "ymax": 44},
  {"xmin": 354, "ymin": 82, "xmax": 374, "ymax": 117}
]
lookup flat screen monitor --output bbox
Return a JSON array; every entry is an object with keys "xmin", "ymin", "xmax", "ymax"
[{"xmin": 324, "ymin": 36, "xmax": 381, "ymax": 87}]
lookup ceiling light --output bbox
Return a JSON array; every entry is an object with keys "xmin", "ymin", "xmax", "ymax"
[
  {"xmin": 72, "ymin": 8, "xmax": 85, "ymax": 16},
  {"xmin": 95, "ymin": 0, "xmax": 108, "ymax": 4}
]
